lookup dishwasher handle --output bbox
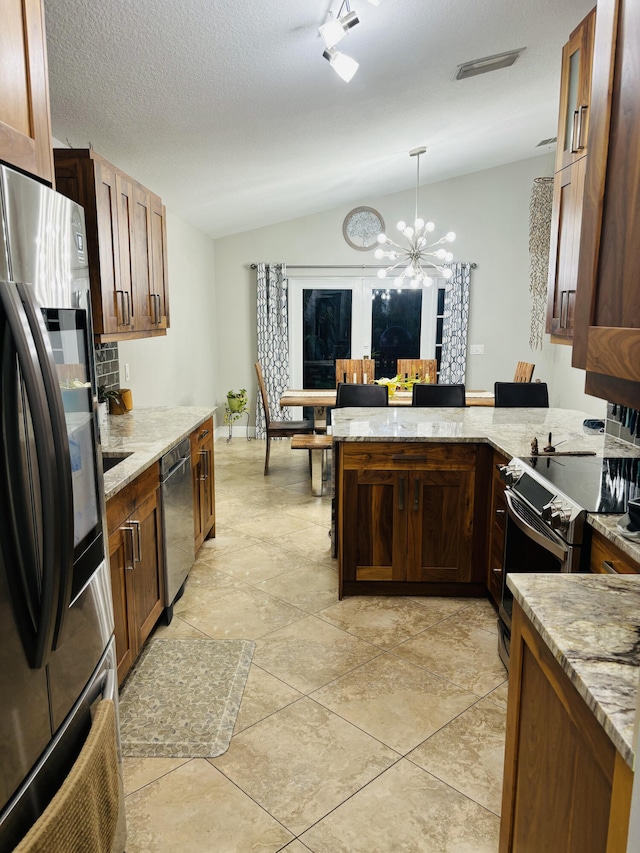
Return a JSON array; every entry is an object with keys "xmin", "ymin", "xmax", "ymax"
[{"xmin": 162, "ymin": 454, "xmax": 190, "ymax": 482}]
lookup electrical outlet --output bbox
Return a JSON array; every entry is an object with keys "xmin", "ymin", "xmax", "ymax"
[
  {"xmin": 470, "ymin": 344, "xmax": 484, "ymax": 355},
  {"xmin": 124, "ymin": 363, "xmax": 130, "ymax": 381}
]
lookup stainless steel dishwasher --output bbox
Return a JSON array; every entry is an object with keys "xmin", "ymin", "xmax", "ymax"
[{"xmin": 160, "ymin": 437, "xmax": 195, "ymax": 622}]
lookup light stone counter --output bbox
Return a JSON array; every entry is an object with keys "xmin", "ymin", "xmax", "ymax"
[
  {"xmin": 508, "ymin": 573, "xmax": 640, "ymax": 767},
  {"xmin": 100, "ymin": 406, "xmax": 214, "ymax": 500}
]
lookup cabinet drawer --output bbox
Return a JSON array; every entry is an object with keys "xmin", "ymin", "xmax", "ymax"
[
  {"xmin": 341, "ymin": 442, "xmax": 476, "ymax": 471},
  {"xmin": 106, "ymin": 463, "xmax": 159, "ymax": 534},
  {"xmin": 190, "ymin": 417, "xmax": 214, "ymax": 456},
  {"xmin": 590, "ymin": 529, "xmax": 640, "ymax": 575}
]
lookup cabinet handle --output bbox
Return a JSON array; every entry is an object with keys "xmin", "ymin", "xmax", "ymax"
[
  {"xmin": 571, "ymin": 110, "xmax": 580, "ymax": 153},
  {"xmin": 496, "ymin": 508, "xmax": 506, "ymax": 517},
  {"xmin": 413, "ymin": 477, "xmax": 420, "ymax": 511},
  {"xmin": 392, "ymin": 454, "xmax": 427, "ymax": 463},
  {"xmin": 577, "ymin": 105, "xmax": 588, "ymax": 150},
  {"xmin": 122, "ymin": 524, "xmax": 135, "ymax": 570},
  {"xmin": 398, "ymin": 475, "xmax": 405, "ymax": 511},
  {"xmin": 199, "ymin": 448, "xmax": 208, "ymax": 480},
  {"xmin": 130, "ymin": 519, "xmax": 142, "ymax": 563},
  {"xmin": 559, "ymin": 290, "xmax": 568, "ymax": 329},
  {"xmin": 116, "ymin": 290, "xmax": 125, "ymax": 325},
  {"xmin": 199, "ymin": 428, "xmax": 209, "ymax": 439},
  {"xmin": 601, "ymin": 560, "xmax": 617, "ymax": 575}
]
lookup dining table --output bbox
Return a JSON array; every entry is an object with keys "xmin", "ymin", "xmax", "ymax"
[{"xmin": 279, "ymin": 387, "xmax": 495, "ymax": 431}]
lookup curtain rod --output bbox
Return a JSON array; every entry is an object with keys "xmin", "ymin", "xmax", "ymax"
[{"xmin": 250, "ymin": 263, "xmax": 477, "ymax": 270}]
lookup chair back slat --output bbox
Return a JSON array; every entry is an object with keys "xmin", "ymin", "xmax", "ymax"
[
  {"xmin": 396, "ymin": 359, "xmax": 437, "ymax": 383},
  {"xmin": 335, "ymin": 359, "xmax": 375, "ymax": 386},
  {"xmin": 513, "ymin": 361, "xmax": 535, "ymax": 382}
]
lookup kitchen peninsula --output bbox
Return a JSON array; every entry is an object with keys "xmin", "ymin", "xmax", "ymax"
[{"xmin": 332, "ymin": 406, "xmax": 640, "ymax": 598}]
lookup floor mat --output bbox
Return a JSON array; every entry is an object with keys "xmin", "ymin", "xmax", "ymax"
[{"xmin": 119, "ymin": 638, "xmax": 255, "ymax": 758}]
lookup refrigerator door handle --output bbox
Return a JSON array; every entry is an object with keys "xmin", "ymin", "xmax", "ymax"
[
  {"xmin": 17, "ymin": 283, "xmax": 74, "ymax": 650},
  {"xmin": 0, "ymin": 281, "xmax": 70, "ymax": 668}
]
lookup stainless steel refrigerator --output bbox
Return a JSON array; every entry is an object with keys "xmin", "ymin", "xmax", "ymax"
[{"xmin": 0, "ymin": 165, "xmax": 125, "ymax": 851}]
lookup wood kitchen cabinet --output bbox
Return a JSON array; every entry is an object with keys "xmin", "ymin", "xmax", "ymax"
[
  {"xmin": 337, "ymin": 442, "xmax": 487, "ymax": 597},
  {"xmin": 572, "ymin": 0, "xmax": 640, "ymax": 408},
  {"xmin": 107, "ymin": 464, "xmax": 165, "ymax": 685},
  {"xmin": 53, "ymin": 148, "xmax": 170, "ymax": 343},
  {"xmin": 487, "ymin": 451, "xmax": 509, "ymax": 607},
  {"xmin": 500, "ymin": 600, "xmax": 632, "ymax": 852},
  {"xmin": 590, "ymin": 528, "xmax": 640, "ymax": 576},
  {"xmin": 190, "ymin": 417, "xmax": 215, "ymax": 553},
  {"xmin": 555, "ymin": 9, "xmax": 595, "ymax": 172},
  {"xmin": 546, "ymin": 8, "xmax": 594, "ymax": 343},
  {"xmin": 0, "ymin": 0, "xmax": 54, "ymax": 185}
]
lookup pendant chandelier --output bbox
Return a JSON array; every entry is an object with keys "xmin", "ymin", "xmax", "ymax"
[{"xmin": 375, "ymin": 147, "xmax": 456, "ymax": 288}]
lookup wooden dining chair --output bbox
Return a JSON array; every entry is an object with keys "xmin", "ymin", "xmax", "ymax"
[
  {"xmin": 513, "ymin": 361, "xmax": 535, "ymax": 382},
  {"xmin": 335, "ymin": 359, "xmax": 375, "ymax": 386},
  {"xmin": 494, "ymin": 381, "xmax": 549, "ymax": 407},
  {"xmin": 412, "ymin": 383, "xmax": 466, "ymax": 407},
  {"xmin": 255, "ymin": 362, "xmax": 314, "ymax": 475},
  {"xmin": 396, "ymin": 359, "xmax": 437, "ymax": 383}
]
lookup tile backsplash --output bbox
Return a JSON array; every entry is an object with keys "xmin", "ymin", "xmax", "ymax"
[
  {"xmin": 605, "ymin": 402, "xmax": 640, "ymax": 447},
  {"xmin": 94, "ymin": 342, "xmax": 120, "ymax": 393}
]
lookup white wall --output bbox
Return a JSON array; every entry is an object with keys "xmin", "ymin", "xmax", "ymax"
[
  {"xmin": 213, "ymin": 153, "xmax": 605, "ymax": 418},
  {"xmin": 118, "ymin": 212, "xmax": 217, "ymax": 408}
]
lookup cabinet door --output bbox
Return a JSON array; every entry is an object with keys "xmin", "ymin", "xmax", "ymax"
[
  {"xmin": 200, "ymin": 433, "xmax": 215, "ymax": 542},
  {"xmin": 114, "ymin": 172, "xmax": 135, "ymax": 332},
  {"xmin": 93, "ymin": 161, "xmax": 124, "ymax": 334},
  {"xmin": 108, "ymin": 523, "xmax": 136, "ymax": 685},
  {"xmin": 572, "ymin": 0, "xmax": 640, "ymax": 406},
  {"xmin": 555, "ymin": 9, "xmax": 595, "ymax": 171},
  {"xmin": 129, "ymin": 489, "xmax": 165, "ymax": 650},
  {"xmin": 408, "ymin": 469, "xmax": 475, "ymax": 582},
  {"xmin": 546, "ymin": 158, "xmax": 586, "ymax": 340},
  {"xmin": 0, "ymin": 0, "xmax": 54, "ymax": 184},
  {"xmin": 341, "ymin": 468, "xmax": 407, "ymax": 582},
  {"xmin": 150, "ymin": 196, "xmax": 170, "ymax": 330},
  {"xmin": 131, "ymin": 184, "xmax": 154, "ymax": 332}
]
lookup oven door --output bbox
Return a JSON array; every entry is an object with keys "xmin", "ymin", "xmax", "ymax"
[{"xmin": 497, "ymin": 490, "xmax": 579, "ymax": 669}]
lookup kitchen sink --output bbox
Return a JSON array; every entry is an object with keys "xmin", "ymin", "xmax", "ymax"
[{"xmin": 102, "ymin": 452, "xmax": 132, "ymax": 472}]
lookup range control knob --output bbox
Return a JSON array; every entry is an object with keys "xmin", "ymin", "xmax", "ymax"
[
  {"xmin": 543, "ymin": 500, "xmax": 571, "ymax": 532},
  {"xmin": 498, "ymin": 464, "xmax": 523, "ymax": 487}
]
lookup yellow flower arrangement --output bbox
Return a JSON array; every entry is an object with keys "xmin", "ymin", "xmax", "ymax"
[{"xmin": 374, "ymin": 374, "xmax": 431, "ymax": 396}]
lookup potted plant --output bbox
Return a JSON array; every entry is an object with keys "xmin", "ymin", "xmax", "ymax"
[
  {"xmin": 226, "ymin": 388, "xmax": 247, "ymax": 414},
  {"xmin": 99, "ymin": 386, "xmax": 127, "ymax": 415}
]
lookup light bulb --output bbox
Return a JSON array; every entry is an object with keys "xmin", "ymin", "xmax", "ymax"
[
  {"xmin": 445, "ymin": 251, "xmax": 454, "ymax": 262},
  {"xmin": 446, "ymin": 231, "xmax": 456, "ymax": 242},
  {"xmin": 403, "ymin": 226, "xmax": 414, "ymax": 239},
  {"xmin": 436, "ymin": 248, "xmax": 447, "ymax": 259},
  {"xmin": 377, "ymin": 268, "xmax": 387, "ymax": 279},
  {"xmin": 443, "ymin": 268, "xmax": 453, "ymax": 279},
  {"xmin": 388, "ymin": 251, "xmax": 398, "ymax": 260},
  {"xmin": 417, "ymin": 237, "xmax": 427, "ymax": 248},
  {"xmin": 414, "ymin": 217, "xmax": 424, "ymax": 230},
  {"xmin": 410, "ymin": 279, "xmax": 419, "ymax": 289},
  {"xmin": 374, "ymin": 248, "xmax": 385, "ymax": 260},
  {"xmin": 396, "ymin": 220, "xmax": 406, "ymax": 232},
  {"xmin": 426, "ymin": 221, "xmax": 435, "ymax": 232},
  {"xmin": 424, "ymin": 276, "xmax": 433, "ymax": 287},
  {"xmin": 377, "ymin": 233, "xmax": 387, "ymax": 244},
  {"xmin": 319, "ymin": 19, "xmax": 345, "ymax": 48}
]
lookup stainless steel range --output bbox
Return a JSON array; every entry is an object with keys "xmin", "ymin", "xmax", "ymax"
[{"xmin": 497, "ymin": 455, "xmax": 640, "ymax": 669}]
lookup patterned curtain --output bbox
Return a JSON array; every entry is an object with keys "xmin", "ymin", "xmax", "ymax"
[
  {"xmin": 439, "ymin": 262, "xmax": 472, "ymax": 384},
  {"xmin": 529, "ymin": 176, "xmax": 554, "ymax": 350},
  {"xmin": 255, "ymin": 263, "xmax": 290, "ymax": 438}
]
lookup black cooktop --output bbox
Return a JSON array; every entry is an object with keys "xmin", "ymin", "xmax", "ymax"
[{"xmin": 518, "ymin": 455, "xmax": 640, "ymax": 514}]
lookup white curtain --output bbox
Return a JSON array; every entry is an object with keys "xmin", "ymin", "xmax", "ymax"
[
  {"xmin": 255, "ymin": 263, "xmax": 290, "ymax": 438},
  {"xmin": 439, "ymin": 262, "xmax": 472, "ymax": 384}
]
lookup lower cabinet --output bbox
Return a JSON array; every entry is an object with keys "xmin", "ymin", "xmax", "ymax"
[
  {"xmin": 500, "ymin": 601, "xmax": 632, "ymax": 852},
  {"xmin": 107, "ymin": 464, "xmax": 165, "ymax": 685},
  {"xmin": 590, "ymin": 528, "xmax": 640, "ymax": 575},
  {"xmin": 338, "ymin": 442, "xmax": 486, "ymax": 596},
  {"xmin": 190, "ymin": 417, "xmax": 215, "ymax": 553},
  {"xmin": 487, "ymin": 451, "xmax": 509, "ymax": 606}
]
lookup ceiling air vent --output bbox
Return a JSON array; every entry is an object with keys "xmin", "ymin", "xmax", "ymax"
[
  {"xmin": 455, "ymin": 48, "xmax": 526, "ymax": 80},
  {"xmin": 537, "ymin": 137, "xmax": 557, "ymax": 147}
]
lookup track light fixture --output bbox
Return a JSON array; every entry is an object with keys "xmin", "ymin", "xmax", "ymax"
[
  {"xmin": 319, "ymin": 7, "xmax": 359, "ymax": 49},
  {"xmin": 323, "ymin": 47, "xmax": 359, "ymax": 82}
]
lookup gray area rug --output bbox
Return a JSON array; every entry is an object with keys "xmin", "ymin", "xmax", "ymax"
[{"xmin": 119, "ymin": 638, "xmax": 255, "ymax": 758}]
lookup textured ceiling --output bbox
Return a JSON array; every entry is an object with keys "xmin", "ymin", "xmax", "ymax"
[{"xmin": 43, "ymin": 0, "xmax": 595, "ymax": 239}]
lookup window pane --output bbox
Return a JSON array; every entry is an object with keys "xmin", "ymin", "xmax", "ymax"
[
  {"xmin": 371, "ymin": 289, "xmax": 422, "ymax": 379},
  {"xmin": 303, "ymin": 289, "xmax": 352, "ymax": 388}
]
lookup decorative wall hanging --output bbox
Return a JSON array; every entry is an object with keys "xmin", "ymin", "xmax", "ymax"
[{"xmin": 342, "ymin": 207, "xmax": 385, "ymax": 250}]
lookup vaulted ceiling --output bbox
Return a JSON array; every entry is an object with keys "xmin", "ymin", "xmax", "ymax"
[{"xmin": 43, "ymin": 0, "xmax": 595, "ymax": 238}]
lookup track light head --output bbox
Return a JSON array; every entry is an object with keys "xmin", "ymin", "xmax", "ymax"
[
  {"xmin": 323, "ymin": 47, "xmax": 359, "ymax": 82},
  {"xmin": 319, "ymin": 10, "xmax": 359, "ymax": 49}
]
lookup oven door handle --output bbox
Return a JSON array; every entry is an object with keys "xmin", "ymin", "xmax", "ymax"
[{"xmin": 504, "ymin": 491, "xmax": 569, "ymax": 562}]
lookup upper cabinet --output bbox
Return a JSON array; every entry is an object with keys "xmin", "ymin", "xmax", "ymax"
[
  {"xmin": 54, "ymin": 149, "xmax": 170, "ymax": 343},
  {"xmin": 572, "ymin": 0, "xmax": 640, "ymax": 408},
  {"xmin": 0, "ymin": 0, "xmax": 54, "ymax": 185},
  {"xmin": 555, "ymin": 9, "xmax": 596, "ymax": 172},
  {"xmin": 546, "ymin": 8, "xmax": 595, "ymax": 343}
]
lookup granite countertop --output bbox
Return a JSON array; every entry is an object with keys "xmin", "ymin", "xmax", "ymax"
[
  {"xmin": 508, "ymin": 573, "xmax": 640, "ymax": 768},
  {"xmin": 100, "ymin": 406, "xmax": 214, "ymax": 500}
]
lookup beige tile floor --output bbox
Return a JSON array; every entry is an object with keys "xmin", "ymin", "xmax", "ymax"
[{"xmin": 123, "ymin": 437, "xmax": 509, "ymax": 852}]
